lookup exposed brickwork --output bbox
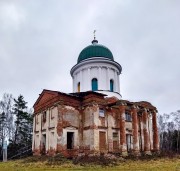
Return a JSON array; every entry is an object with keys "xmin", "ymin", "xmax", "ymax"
[
  {"xmin": 57, "ymin": 122, "xmax": 63, "ymax": 136},
  {"xmin": 105, "ymin": 97, "xmax": 118, "ymax": 104},
  {"xmin": 131, "ymin": 106, "xmax": 140, "ymax": 155},
  {"xmin": 119, "ymin": 104, "xmax": 127, "ymax": 155},
  {"xmin": 34, "ymin": 90, "xmax": 81, "ymax": 114},
  {"xmin": 56, "ymin": 144, "xmax": 65, "ymax": 153},
  {"xmin": 33, "ymin": 90, "xmax": 159, "ymax": 158},
  {"xmin": 47, "ymin": 147, "xmax": 56, "ymax": 156},
  {"xmin": 33, "ymin": 148, "xmax": 41, "ymax": 156},
  {"xmin": 152, "ymin": 110, "xmax": 159, "ymax": 151},
  {"xmin": 142, "ymin": 109, "xmax": 151, "ymax": 154},
  {"xmin": 79, "ymin": 109, "xmax": 84, "ymax": 147},
  {"xmin": 99, "ymin": 117, "xmax": 105, "ymax": 126}
]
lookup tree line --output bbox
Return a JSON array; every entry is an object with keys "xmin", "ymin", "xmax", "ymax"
[
  {"xmin": 158, "ymin": 110, "xmax": 180, "ymax": 154},
  {"xmin": 0, "ymin": 93, "xmax": 33, "ymax": 159}
]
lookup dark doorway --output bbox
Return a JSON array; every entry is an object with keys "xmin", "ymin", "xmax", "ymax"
[{"xmin": 67, "ymin": 132, "xmax": 74, "ymax": 149}]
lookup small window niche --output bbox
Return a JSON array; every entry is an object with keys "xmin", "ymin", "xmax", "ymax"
[
  {"xmin": 51, "ymin": 108, "xmax": 55, "ymax": 120},
  {"xmin": 125, "ymin": 112, "xmax": 132, "ymax": 122},
  {"xmin": 36, "ymin": 114, "xmax": 39, "ymax": 124},
  {"xmin": 42, "ymin": 111, "xmax": 46, "ymax": 122},
  {"xmin": 110, "ymin": 79, "xmax": 114, "ymax": 92},
  {"xmin": 99, "ymin": 109, "xmax": 105, "ymax": 117},
  {"xmin": 77, "ymin": 82, "xmax": 80, "ymax": 92},
  {"xmin": 92, "ymin": 78, "xmax": 98, "ymax": 91}
]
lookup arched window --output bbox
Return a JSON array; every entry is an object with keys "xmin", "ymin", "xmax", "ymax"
[
  {"xmin": 77, "ymin": 82, "xmax": 80, "ymax": 92},
  {"xmin": 110, "ymin": 79, "xmax": 114, "ymax": 92},
  {"xmin": 92, "ymin": 78, "xmax": 98, "ymax": 91}
]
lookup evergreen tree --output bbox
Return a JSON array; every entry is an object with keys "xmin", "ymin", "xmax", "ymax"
[{"xmin": 13, "ymin": 95, "xmax": 33, "ymax": 146}]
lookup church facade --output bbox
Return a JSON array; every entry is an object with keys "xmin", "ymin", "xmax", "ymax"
[{"xmin": 32, "ymin": 38, "xmax": 159, "ymax": 157}]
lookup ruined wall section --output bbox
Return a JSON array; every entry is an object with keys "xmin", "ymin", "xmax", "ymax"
[
  {"xmin": 32, "ymin": 90, "xmax": 159, "ymax": 157},
  {"xmin": 82, "ymin": 93, "xmax": 105, "ymax": 152},
  {"xmin": 56, "ymin": 105, "xmax": 80, "ymax": 157},
  {"xmin": 33, "ymin": 90, "xmax": 81, "ymax": 156},
  {"xmin": 83, "ymin": 105, "xmax": 98, "ymax": 151},
  {"xmin": 106, "ymin": 108, "xmax": 120, "ymax": 152}
]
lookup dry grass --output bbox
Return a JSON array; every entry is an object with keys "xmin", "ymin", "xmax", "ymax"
[{"xmin": 0, "ymin": 155, "xmax": 179, "ymax": 171}]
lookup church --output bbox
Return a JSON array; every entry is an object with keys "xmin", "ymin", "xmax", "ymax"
[{"xmin": 32, "ymin": 35, "xmax": 159, "ymax": 157}]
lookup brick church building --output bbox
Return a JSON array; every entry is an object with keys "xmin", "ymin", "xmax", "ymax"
[{"xmin": 32, "ymin": 37, "xmax": 159, "ymax": 157}]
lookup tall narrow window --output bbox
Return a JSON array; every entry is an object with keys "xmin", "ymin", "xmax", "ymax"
[
  {"xmin": 110, "ymin": 79, "xmax": 114, "ymax": 92},
  {"xmin": 78, "ymin": 82, "xmax": 80, "ymax": 92},
  {"xmin": 92, "ymin": 78, "xmax": 98, "ymax": 91}
]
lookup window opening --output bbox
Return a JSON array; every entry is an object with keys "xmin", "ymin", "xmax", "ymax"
[
  {"xmin": 42, "ymin": 111, "xmax": 46, "ymax": 122},
  {"xmin": 92, "ymin": 78, "xmax": 98, "ymax": 91},
  {"xmin": 113, "ymin": 132, "xmax": 118, "ymax": 139},
  {"xmin": 125, "ymin": 113, "xmax": 132, "ymax": 122},
  {"xmin": 110, "ymin": 79, "xmax": 114, "ymax": 92},
  {"xmin": 99, "ymin": 109, "xmax": 105, "ymax": 117},
  {"xmin": 78, "ymin": 82, "xmax": 80, "ymax": 92},
  {"xmin": 67, "ymin": 132, "xmax": 74, "ymax": 149}
]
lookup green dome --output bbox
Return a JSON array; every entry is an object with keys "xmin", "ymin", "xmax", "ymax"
[{"xmin": 77, "ymin": 40, "xmax": 114, "ymax": 63}]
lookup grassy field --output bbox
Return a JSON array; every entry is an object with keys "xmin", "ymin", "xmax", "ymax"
[{"xmin": 0, "ymin": 156, "xmax": 179, "ymax": 171}]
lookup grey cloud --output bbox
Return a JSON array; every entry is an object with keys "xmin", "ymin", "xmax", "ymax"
[{"xmin": 0, "ymin": 0, "xmax": 179, "ymax": 115}]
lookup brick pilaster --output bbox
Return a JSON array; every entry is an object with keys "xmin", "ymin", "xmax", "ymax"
[
  {"xmin": 131, "ymin": 105, "xmax": 140, "ymax": 155},
  {"xmin": 152, "ymin": 110, "xmax": 159, "ymax": 152},
  {"xmin": 119, "ymin": 104, "xmax": 127, "ymax": 156},
  {"xmin": 142, "ymin": 108, "xmax": 151, "ymax": 154}
]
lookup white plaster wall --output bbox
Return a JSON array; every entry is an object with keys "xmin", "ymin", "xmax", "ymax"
[
  {"xmin": 49, "ymin": 107, "xmax": 57, "ymax": 128},
  {"xmin": 84, "ymin": 107, "xmax": 94, "ymax": 127},
  {"xmin": 83, "ymin": 130, "xmax": 93, "ymax": 148},
  {"xmin": 107, "ymin": 114, "xmax": 116, "ymax": 128},
  {"xmin": 35, "ymin": 134, "xmax": 40, "ymax": 149},
  {"xmin": 49, "ymin": 132, "xmax": 55, "ymax": 149},
  {"xmin": 73, "ymin": 65, "xmax": 119, "ymax": 92},
  {"xmin": 35, "ymin": 114, "xmax": 41, "ymax": 131},
  {"xmin": 33, "ymin": 107, "xmax": 58, "ymax": 152},
  {"xmin": 32, "ymin": 116, "xmax": 35, "ymax": 150},
  {"xmin": 33, "ymin": 113, "xmax": 42, "ymax": 151},
  {"xmin": 125, "ymin": 122, "xmax": 132, "ymax": 130},
  {"xmin": 94, "ymin": 129, "xmax": 99, "ymax": 150},
  {"xmin": 71, "ymin": 58, "xmax": 122, "ymax": 99},
  {"xmin": 63, "ymin": 107, "xmax": 79, "ymax": 127},
  {"xmin": 42, "ymin": 111, "xmax": 48, "ymax": 130}
]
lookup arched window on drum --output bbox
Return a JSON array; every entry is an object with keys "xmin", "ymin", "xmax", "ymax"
[
  {"xmin": 110, "ymin": 79, "xmax": 114, "ymax": 92},
  {"xmin": 92, "ymin": 78, "xmax": 98, "ymax": 91},
  {"xmin": 77, "ymin": 82, "xmax": 80, "ymax": 92}
]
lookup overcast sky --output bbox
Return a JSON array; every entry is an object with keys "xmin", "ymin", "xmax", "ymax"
[{"xmin": 0, "ymin": 0, "xmax": 179, "ymax": 115}]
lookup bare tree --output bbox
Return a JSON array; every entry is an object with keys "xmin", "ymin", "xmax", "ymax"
[
  {"xmin": 0, "ymin": 93, "xmax": 14, "ymax": 155},
  {"xmin": 173, "ymin": 110, "xmax": 180, "ymax": 152},
  {"xmin": 158, "ymin": 110, "xmax": 180, "ymax": 153}
]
